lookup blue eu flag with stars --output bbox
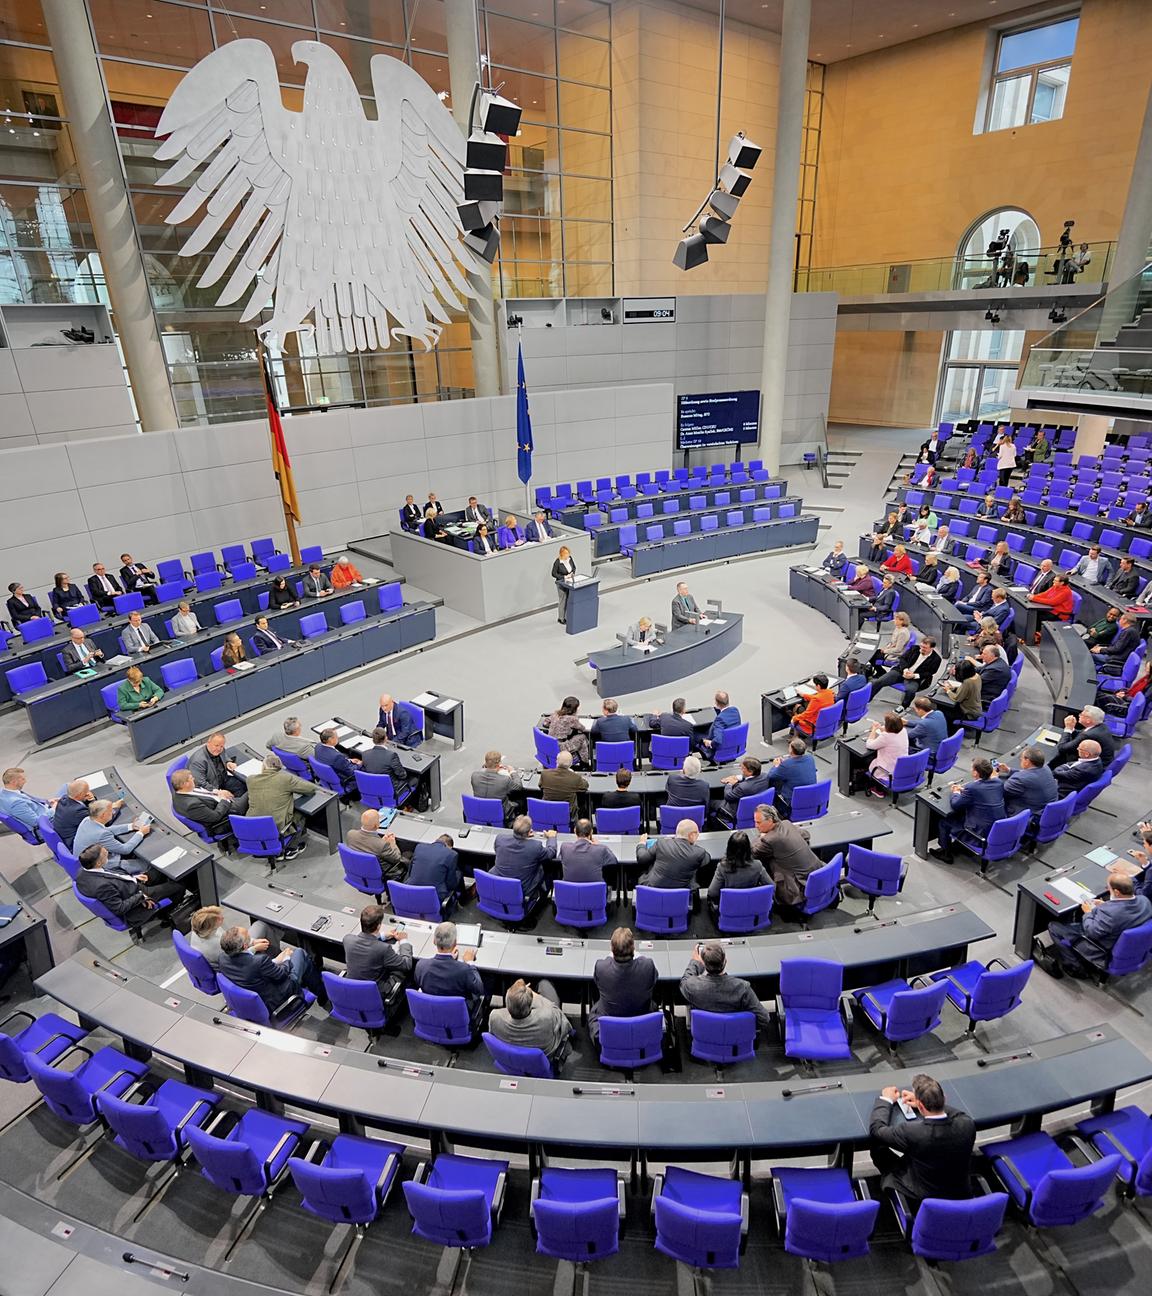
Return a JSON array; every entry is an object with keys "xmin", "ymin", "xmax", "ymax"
[{"xmin": 516, "ymin": 341, "xmax": 533, "ymax": 485}]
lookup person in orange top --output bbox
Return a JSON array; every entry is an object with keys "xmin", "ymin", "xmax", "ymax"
[
  {"xmin": 882, "ymin": 545, "xmax": 914, "ymax": 577},
  {"xmin": 791, "ymin": 672, "xmax": 836, "ymax": 738},
  {"xmin": 330, "ymin": 555, "xmax": 364, "ymax": 589},
  {"xmin": 1030, "ymin": 573, "xmax": 1075, "ymax": 627}
]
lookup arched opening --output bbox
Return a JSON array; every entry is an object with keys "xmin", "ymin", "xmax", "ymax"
[{"xmin": 955, "ymin": 207, "xmax": 1042, "ymax": 289}]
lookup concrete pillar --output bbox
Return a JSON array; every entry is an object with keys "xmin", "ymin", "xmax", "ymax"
[
  {"xmin": 445, "ymin": 0, "xmax": 502, "ymax": 398},
  {"xmin": 41, "ymin": 0, "xmax": 178, "ymax": 432},
  {"xmin": 756, "ymin": 0, "xmax": 810, "ymax": 474},
  {"xmin": 1101, "ymin": 80, "xmax": 1152, "ymax": 341}
]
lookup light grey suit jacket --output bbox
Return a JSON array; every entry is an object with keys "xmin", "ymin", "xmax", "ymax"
[
  {"xmin": 267, "ymin": 731, "xmax": 315, "ymax": 757},
  {"xmin": 123, "ymin": 622, "xmax": 159, "ymax": 653}
]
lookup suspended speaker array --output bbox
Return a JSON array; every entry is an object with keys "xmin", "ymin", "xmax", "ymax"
[
  {"xmin": 673, "ymin": 132, "xmax": 761, "ymax": 271},
  {"xmin": 458, "ymin": 91, "xmax": 523, "ymax": 264}
]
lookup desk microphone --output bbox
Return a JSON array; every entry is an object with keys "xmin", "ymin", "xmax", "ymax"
[
  {"xmin": 91, "ymin": 958, "xmax": 129, "ymax": 982},
  {"xmin": 976, "ymin": 1049, "xmax": 1034, "ymax": 1069},
  {"xmin": 267, "ymin": 881, "xmax": 303, "ymax": 897},
  {"xmin": 853, "ymin": 919, "xmax": 899, "ymax": 934},
  {"xmin": 572, "ymin": 1086, "xmax": 635, "ymax": 1097},
  {"xmin": 121, "ymin": 1252, "xmax": 190, "ymax": 1283},
  {"xmin": 1044, "ymin": 864, "xmax": 1078, "ymax": 881},
  {"xmin": 377, "ymin": 1059, "xmax": 434, "ymax": 1075},
  {"xmin": 211, "ymin": 1016, "xmax": 261, "ymax": 1036},
  {"xmin": 782, "ymin": 1080, "xmax": 844, "ymax": 1098}
]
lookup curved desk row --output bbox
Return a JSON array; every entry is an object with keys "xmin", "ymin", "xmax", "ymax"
[
  {"xmin": 553, "ymin": 477, "xmax": 789, "ymax": 532},
  {"xmin": 788, "ymin": 565, "xmax": 870, "ymax": 637},
  {"xmin": 629, "ymin": 514, "xmax": 819, "ymax": 578},
  {"xmin": 16, "ymin": 592, "xmax": 435, "ymax": 747},
  {"xmin": 587, "ymin": 494, "xmax": 802, "ymax": 558},
  {"xmin": 588, "ymin": 614, "xmax": 744, "ymax": 697},
  {"xmin": 35, "ymin": 959, "xmax": 1150, "ymax": 1163}
]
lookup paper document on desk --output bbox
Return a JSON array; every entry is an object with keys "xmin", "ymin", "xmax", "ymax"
[
  {"xmin": 781, "ymin": 687, "xmax": 798, "ymax": 702},
  {"xmin": 1052, "ymin": 878, "xmax": 1095, "ymax": 903},
  {"xmin": 633, "ymin": 642, "xmax": 656, "ymax": 653},
  {"xmin": 579, "ymin": 717, "xmax": 594, "ymax": 732},
  {"xmin": 234, "ymin": 758, "xmax": 263, "ymax": 778},
  {"xmin": 231, "ymin": 660, "xmax": 253, "ymax": 671},
  {"xmin": 344, "ymin": 735, "xmax": 373, "ymax": 753},
  {"xmin": 1037, "ymin": 729, "xmax": 1063, "ymax": 745},
  {"xmin": 709, "ymin": 619, "xmax": 727, "ymax": 625},
  {"xmin": 681, "ymin": 713, "xmax": 698, "ymax": 725},
  {"xmin": 1086, "ymin": 847, "xmax": 1119, "ymax": 867},
  {"xmin": 314, "ymin": 719, "xmax": 342, "ymax": 734},
  {"xmin": 411, "ymin": 692, "xmax": 439, "ymax": 707},
  {"xmin": 1007, "ymin": 586, "xmax": 1030, "ymax": 593},
  {"xmin": 78, "ymin": 771, "xmax": 108, "ymax": 792},
  {"xmin": 152, "ymin": 847, "xmax": 187, "ymax": 871},
  {"xmin": 434, "ymin": 698, "xmax": 460, "ymax": 710}
]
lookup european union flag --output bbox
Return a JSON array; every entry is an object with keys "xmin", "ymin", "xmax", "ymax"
[{"xmin": 516, "ymin": 340, "xmax": 533, "ymax": 485}]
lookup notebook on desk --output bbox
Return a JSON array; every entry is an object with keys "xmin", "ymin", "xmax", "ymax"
[{"xmin": 455, "ymin": 923, "xmax": 483, "ymax": 948}]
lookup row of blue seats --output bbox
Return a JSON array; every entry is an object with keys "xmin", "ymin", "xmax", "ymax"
[
  {"xmin": 614, "ymin": 505, "xmax": 801, "ymax": 555},
  {"xmin": 536, "ymin": 461, "xmax": 773, "ymax": 510},
  {"xmin": 903, "ymin": 486, "xmax": 1152, "ymax": 536}
]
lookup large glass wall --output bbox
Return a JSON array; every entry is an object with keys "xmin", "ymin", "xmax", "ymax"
[{"xmin": 0, "ymin": 0, "xmax": 612, "ymax": 424}]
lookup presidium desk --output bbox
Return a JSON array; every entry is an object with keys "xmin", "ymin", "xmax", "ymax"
[
  {"xmin": 586, "ymin": 613, "xmax": 744, "ymax": 697},
  {"xmin": 386, "ymin": 513, "xmax": 593, "ymax": 624}
]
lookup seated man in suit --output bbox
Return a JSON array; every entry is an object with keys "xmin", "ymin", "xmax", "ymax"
[
  {"xmin": 361, "ymin": 726, "xmax": 411, "ymax": 800},
  {"xmin": 650, "ymin": 696, "xmax": 696, "ymax": 742},
  {"xmin": 346, "ymin": 808, "xmax": 406, "ymax": 881},
  {"xmin": 955, "ymin": 571, "xmax": 993, "ymax": 618},
  {"xmin": 313, "ymin": 728, "xmax": 361, "ymax": 795},
  {"xmin": 61, "ymin": 626, "xmax": 104, "ymax": 673},
  {"xmin": 869, "ymin": 1073, "xmax": 976, "ymax": 1208},
  {"xmin": 873, "ymin": 638, "xmax": 941, "ymax": 706},
  {"xmin": 170, "ymin": 768, "xmax": 248, "ymax": 837},
  {"xmin": 75, "ymin": 844, "xmax": 184, "ymax": 927},
  {"xmin": 267, "ymin": 715, "xmax": 314, "ymax": 759},
  {"xmin": 118, "ymin": 554, "xmax": 159, "ymax": 604},
  {"xmin": 665, "ymin": 753, "xmax": 711, "ymax": 808},
  {"xmin": 302, "ymin": 564, "xmax": 333, "ymax": 598},
  {"xmin": 53, "ymin": 779, "xmax": 118, "ymax": 851},
  {"xmin": 245, "ymin": 753, "xmax": 312, "ymax": 859},
  {"xmin": 1109, "ymin": 557, "xmax": 1141, "ymax": 601},
  {"xmin": 764, "ymin": 739, "xmax": 818, "ymax": 818},
  {"xmin": 488, "ymin": 977, "xmax": 572, "ymax": 1068},
  {"xmin": 251, "ymin": 614, "xmax": 293, "ymax": 654},
  {"xmin": 189, "ymin": 732, "xmax": 248, "ymax": 795},
  {"xmin": 680, "ymin": 942, "xmax": 772, "ymax": 1037},
  {"xmin": 929, "ymin": 757, "xmax": 1006, "ymax": 863},
  {"xmin": 525, "ymin": 511, "xmax": 554, "ymax": 543},
  {"xmin": 464, "ymin": 495, "xmax": 491, "ymax": 526},
  {"xmin": 836, "ymin": 658, "xmax": 869, "ymax": 704},
  {"xmin": 539, "ymin": 750, "xmax": 588, "ymax": 815},
  {"xmin": 981, "ymin": 588, "xmax": 1013, "ymax": 629},
  {"xmin": 560, "ymin": 819, "xmax": 616, "ymax": 883},
  {"xmin": 73, "ymin": 799, "xmax": 154, "ymax": 874},
  {"xmin": 904, "ymin": 695, "xmax": 948, "ymax": 757},
  {"xmin": 189, "ymin": 905, "xmax": 280, "ymax": 968},
  {"xmin": 1073, "ymin": 545, "xmax": 1113, "ymax": 586},
  {"xmin": 378, "ymin": 693, "xmax": 418, "ymax": 747},
  {"xmin": 590, "ymin": 697, "xmax": 636, "ymax": 745},
  {"xmin": 1040, "ymin": 873, "xmax": 1152, "ymax": 978},
  {"xmin": 343, "ymin": 903, "xmax": 413, "ymax": 1004},
  {"xmin": 471, "ymin": 749, "xmax": 522, "ymax": 826},
  {"xmin": 0, "ymin": 766, "xmax": 56, "ymax": 833},
  {"xmin": 492, "ymin": 815, "xmax": 557, "ymax": 906},
  {"xmin": 425, "ymin": 492, "xmax": 444, "ymax": 517},
  {"xmin": 927, "ymin": 524, "xmax": 953, "ymax": 556},
  {"xmin": 637, "ymin": 819, "xmax": 709, "ymax": 889},
  {"xmin": 86, "ymin": 562, "xmax": 123, "ymax": 611},
  {"xmin": 408, "ymin": 833, "xmax": 462, "ymax": 912},
  {"xmin": 1053, "ymin": 739, "xmax": 1105, "ymax": 794},
  {"xmin": 974, "ymin": 645, "xmax": 1011, "ymax": 708},
  {"xmin": 122, "ymin": 610, "xmax": 160, "ymax": 654},
  {"xmin": 1026, "ymin": 559, "xmax": 1056, "ymax": 597},
  {"xmin": 995, "ymin": 745, "xmax": 1059, "ymax": 817},
  {"xmin": 718, "ymin": 755, "xmax": 773, "ymax": 821},
  {"xmin": 699, "ymin": 690, "xmax": 741, "ymax": 758},
  {"xmin": 1049, "ymin": 705, "xmax": 1116, "ymax": 768},
  {"xmin": 589, "ymin": 926, "xmax": 659, "ymax": 1044},
  {"xmin": 600, "ymin": 768, "xmax": 642, "ymax": 810},
  {"xmin": 1093, "ymin": 613, "xmax": 1141, "ymax": 669},
  {"xmin": 671, "ymin": 581, "xmax": 702, "ymax": 627},
  {"xmin": 865, "ymin": 575, "xmax": 898, "ymax": 622},
  {"xmin": 413, "ymin": 921, "xmax": 486, "ymax": 1029},
  {"xmin": 218, "ymin": 924, "xmax": 328, "ymax": 1011},
  {"xmin": 400, "ymin": 494, "xmax": 423, "ymax": 531},
  {"xmin": 5, "ymin": 581, "xmax": 42, "ymax": 626}
]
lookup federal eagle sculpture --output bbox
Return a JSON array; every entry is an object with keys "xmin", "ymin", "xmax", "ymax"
[{"xmin": 155, "ymin": 39, "xmax": 487, "ymax": 354}]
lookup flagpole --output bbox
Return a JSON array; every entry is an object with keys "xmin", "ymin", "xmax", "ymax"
[
  {"xmin": 519, "ymin": 323, "xmax": 530, "ymax": 516},
  {"xmin": 257, "ymin": 332, "xmax": 302, "ymax": 567}
]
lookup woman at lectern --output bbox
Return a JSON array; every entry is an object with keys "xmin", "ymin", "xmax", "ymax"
[{"xmin": 552, "ymin": 545, "xmax": 577, "ymax": 623}]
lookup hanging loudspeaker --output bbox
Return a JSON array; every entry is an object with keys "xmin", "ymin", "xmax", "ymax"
[
  {"xmin": 718, "ymin": 162, "xmax": 751, "ymax": 197},
  {"xmin": 672, "ymin": 234, "xmax": 709, "ymax": 270},
  {"xmin": 699, "ymin": 216, "xmax": 731, "ymax": 245},
  {"xmin": 464, "ymin": 224, "xmax": 501, "ymax": 263},
  {"xmin": 464, "ymin": 170, "xmax": 504, "ymax": 202},
  {"xmin": 481, "ymin": 92, "xmax": 522, "ymax": 136},
  {"xmin": 458, "ymin": 199, "xmax": 500, "ymax": 232},
  {"xmin": 708, "ymin": 190, "xmax": 740, "ymax": 220},
  {"xmin": 727, "ymin": 133, "xmax": 762, "ymax": 170},
  {"xmin": 467, "ymin": 131, "xmax": 507, "ymax": 172}
]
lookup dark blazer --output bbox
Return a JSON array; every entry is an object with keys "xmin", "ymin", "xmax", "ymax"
[
  {"xmin": 1054, "ymin": 757, "xmax": 1105, "ymax": 793},
  {"xmin": 590, "ymin": 955, "xmax": 658, "ymax": 1032},
  {"xmin": 1001, "ymin": 764, "xmax": 1060, "ymax": 816},
  {"xmin": 1063, "ymin": 894, "xmax": 1152, "ymax": 967},
  {"xmin": 119, "ymin": 562, "xmax": 155, "ymax": 592},
  {"xmin": 425, "ymin": 500, "xmax": 444, "ymax": 516},
  {"xmin": 599, "ymin": 789, "xmax": 642, "ymax": 810},
  {"xmin": 400, "ymin": 501, "xmax": 423, "ymax": 530},
  {"xmin": 936, "ymin": 579, "xmax": 961, "ymax": 602},
  {"xmin": 560, "ymin": 838, "xmax": 615, "ymax": 883},
  {"xmin": 343, "ymin": 931, "xmax": 413, "ymax": 998},
  {"xmin": 665, "ymin": 773, "xmax": 711, "ymax": 807},
  {"xmin": 765, "ymin": 753, "xmax": 818, "ymax": 810},
  {"xmin": 591, "ymin": 713, "xmax": 636, "ymax": 744},
  {"xmin": 361, "ymin": 744, "xmax": 407, "ymax": 793},
  {"xmin": 837, "ymin": 673, "xmax": 870, "ymax": 703},
  {"xmin": 917, "ymin": 563, "xmax": 940, "ymax": 587},
  {"xmin": 1110, "ymin": 569, "xmax": 1140, "ymax": 599},
  {"xmin": 173, "ymin": 790, "xmax": 232, "ymax": 833},
  {"xmin": 1102, "ymin": 626, "xmax": 1140, "ymax": 661},
  {"xmin": 636, "ymin": 836, "xmax": 709, "ymax": 889},
  {"xmin": 1051, "ymin": 723, "xmax": 1115, "ymax": 768},
  {"xmin": 413, "ymin": 953, "xmax": 485, "ymax": 1017},
  {"xmin": 871, "ymin": 587, "xmax": 896, "ymax": 617},
  {"xmin": 650, "ymin": 711, "xmax": 697, "ymax": 742},
  {"xmin": 551, "ymin": 555, "xmax": 577, "ymax": 581},
  {"xmin": 959, "ymin": 584, "xmax": 992, "ymax": 612},
  {"xmin": 269, "ymin": 583, "xmax": 298, "ymax": 609},
  {"xmin": 977, "ymin": 657, "xmax": 1011, "ymax": 707},
  {"xmin": 722, "ymin": 769, "xmax": 774, "ymax": 807},
  {"xmin": 252, "ymin": 626, "xmax": 289, "ymax": 653},
  {"xmin": 378, "ymin": 704, "xmax": 417, "ymax": 746},
  {"xmin": 869, "ymin": 1099, "xmax": 977, "ymax": 1203},
  {"xmin": 75, "ymin": 867, "xmax": 149, "ymax": 925},
  {"xmin": 50, "ymin": 585, "xmax": 86, "ymax": 618},
  {"xmin": 492, "ymin": 833, "xmax": 556, "ymax": 897},
  {"xmin": 313, "ymin": 742, "xmax": 357, "ymax": 791},
  {"xmin": 526, "ymin": 518, "xmax": 554, "ymax": 543},
  {"xmin": 539, "ymin": 765, "xmax": 587, "ymax": 812},
  {"xmin": 706, "ymin": 706, "xmax": 742, "ymax": 749},
  {"xmin": 903, "ymin": 649, "xmax": 942, "ymax": 693},
  {"xmin": 905, "ymin": 709, "xmax": 948, "ymax": 755},
  {"xmin": 680, "ymin": 963, "xmax": 772, "ymax": 1035},
  {"xmin": 61, "ymin": 639, "xmax": 101, "ymax": 673},
  {"xmin": 946, "ymin": 778, "xmax": 1006, "ymax": 838},
  {"xmin": 53, "ymin": 796, "xmax": 89, "ymax": 850},
  {"xmin": 821, "ymin": 550, "xmax": 849, "ymax": 576},
  {"xmin": 5, "ymin": 593, "xmax": 42, "ymax": 625},
  {"xmin": 218, "ymin": 949, "xmax": 296, "ymax": 1012},
  {"xmin": 1029, "ymin": 570, "xmax": 1055, "ymax": 596},
  {"xmin": 86, "ymin": 572, "xmax": 123, "ymax": 608},
  {"xmin": 407, "ymin": 841, "xmax": 461, "ymax": 906},
  {"xmin": 707, "ymin": 859, "xmax": 771, "ymax": 903}
]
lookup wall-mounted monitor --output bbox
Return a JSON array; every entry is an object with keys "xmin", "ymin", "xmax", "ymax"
[{"xmin": 676, "ymin": 390, "xmax": 760, "ymax": 451}]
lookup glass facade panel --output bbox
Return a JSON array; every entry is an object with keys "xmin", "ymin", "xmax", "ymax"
[
  {"xmin": 88, "ymin": 0, "xmax": 214, "ymax": 67},
  {"xmin": 211, "ymin": 12, "xmax": 308, "ymax": 85},
  {"xmin": 997, "ymin": 16, "xmax": 1078, "ymax": 72},
  {"xmin": 555, "ymin": 0, "xmax": 609, "ymax": 38},
  {"xmin": 406, "ymin": 0, "xmax": 446, "ymax": 52},
  {"xmin": 564, "ymin": 262, "xmax": 611, "ymax": 295},
  {"xmin": 561, "ymin": 220, "xmax": 609, "ymax": 262},
  {"xmin": 485, "ymin": 15, "xmax": 557, "ymax": 77},
  {"xmin": 561, "ymin": 175, "xmax": 610, "ymax": 221},
  {"xmin": 0, "ymin": 43, "xmax": 60, "ymax": 115},
  {"xmin": 558, "ymin": 80, "xmax": 609, "ymax": 133},
  {"xmin": 216, "ymin": 1, "xmax": 316, "ymax": 27},
  {"xmin": 0, "ymin": 0, "xmax": 49, "ymax": 46},
  {"xmin": 316, "ymin": 0, "xmax": 407, "ymax": 46},
  {"xmin": 558, "ymin": 128, "xmax": 608, "ymax": 176},
  {"xmin": 556, "ymin": 30, "xmax": 609, "ymax": 86}
]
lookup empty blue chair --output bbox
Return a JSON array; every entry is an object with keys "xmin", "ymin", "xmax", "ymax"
[
  {"xmin": 159, "ymin": 658, "xmax": 198, "ymax": 689},
  {"xmin": 26, "ymin": 1043, "xmax": 148, "ymax": 1126},
  {"xmin": 299, "ymin": 611, "xmax": 328, "ymax": 639},
  {"xmin": 897, "ymin": 1191, "xmax": 1009, "ymax": 1262},
  {"xmin": 658, "ymin": 802, "xmax": 705, "ymax": 832},
  {"xmin": 689, "ymin": 1010, "xmax": 757, "ymax": 1066},
  {"xmin": 1029, "ymin": 790, "xmax": 1077, "ymax": 844},
  {"xmin": 212, "ymin": 597, "xmax": 243, "ymax": 624},
  {"xmin": 404, "ymin": 1153, "xmax": 508, "ymax": 1249},
  {"xmin": 265, "ymin": 552, "xmax": 291, "ymax": 574},
  {"xmin": 270, "ymin": 746, "xmax": 313, "ymax": 781},
  {"xmin": 475, "ymin": 867, "xmax": 540, "ymax": 924},
  {"xmin": 340, "ymin": 600, "xmax": 367, "ymax": 625},
  {"xmin": 717, "ymin": 883, "xmax": 775, "ymax": 933},
  {"xmin": 1076, "ymin": 1106, "xmax": 1152, "ymax": 1199},
  {"xmin": 598, "ymin": 1012, "xmax": 664, "ymax": 1075},
  {"xmin": 388, "ymin": 880, "xmax": 443, "ymax": 922},
  {"xmin": 483, "ymin": 1032, "xmax": 554, "ymax": 1078},
  {"xmin": 595, "ymin": 805, "xmax": 642, "ymax": 834},
  {"xmin": 187, "ymin": 1109, "xmax": 309, "ymax": 1225},
  {"xmin": 712, "ymin": 721, "xmax": 749, "ymax": 764},
  {"xmin": 526, "ymin": 797, "xmax": 571, "ymax": 832},
  {"xmin": 954, "ymin": 807, "xmax": 1031, "ymax": 874},
  {"xmin": 650, "ymin": 734, "xmax": 690, "ymax": 769},
  {"xmin": 841, "ymin": 686, "xmax": 871, "ymax": 728},
  {"xmin": 619, "ymin": 525, "xmax": 640, "ymax": 558},
  {"xmin": 533, "ymin": 727, "xmax": 560, "ymax": 769},
  {"xmin": 218, "ymin": 971, "xmax": 314, "ymax": 1029},
  {"xmin": 595, "ymin": 740, "xmax": 633, "ymax": 772},
  {"xmin": 843, "ymin": 844, "xmax": 904, "ymax": 915},
  {"xmin": 853, "ymin": 977, "xmax": 948, "ymax": 1046},
  {"xmin": 251, "ymin": 538, "xmax": 278, "ymax": 566},
  {"xmin": 230, "ymin": 560, "xmax": 258, "ymax": 582},
  {"xmin": 926, "ymin": 728, "xmax": 964, "ymax": 784},
  {"xmin": 194, "ymin": 570, "xmax": 224, "ymax": 593},
  {"xmin": 300, "ymin": 545, "xmax": 324, "ymax": 565},
  {"xmin": 339, "ymin": 843, "xmax": 387, "ymax": 902},
  {"xmin": 532, "ymin": 1166, "xmax": 622, "ymax": 1263},
  {"xmin": 98, "ymin": 1079, "xmax": 220, "ymax": 1163},
  {"xmin": 220, "ymin": 543, "xmax": 246, "ymax": 570},
  {"xmin": 288, "ymin": 1134, "xmax": 403, "ymax": 1242},
  {"xmin": 407, "ymin": 989, "xmax": 476, "ymax": 1046},
  {"xmin": 6, "ymin": 662, "xmax": 49, "ymax": 696},
  {"xmin": 66, "ymin": 604, "xmax": 101, "ymax": 630},
  {"xmin": 0, "ymin": 1011, "xmax": 87, "ymax": 1084},
  {"xmin": 983, "ymin": 1131, "xmax": 1121, "ymax": 1228},
  {"xmin": 323, "ymin": 972, "xmax": 389, "ymax": 1036},
  {"xmin": 155, "ymin": 558, "xmax": 188, "ymax": 585},
  {"xmin": 635, "ymin": 885, "xmax": 690, "ymax": 934},
  {"xmin": 112, "ymin": 592, "xmax": 145, "ymax": 616},
  {"xmin": 172, "ymin": 929, "xmax": 220, "ymax": 995},
  {"xmin": 771, "ymin": 1167, "xmax": 880, "ymax": 1262},
  {"xmin": 462, "ymin": 795, "xmax": 503, "ymax": 827},
  {"xmin": 190, "ymin": 551, "xmax": 217, "ymax": 577},
  {"xmin": 961, "ymin": 690, "xmax": 1010, "ymax": 745},
  {"xmin": 930, "ymin": 957, "xmax": 1032, "ymax": 1036},
  {"xmin": 778, "ymin": 958, "xmax": 852, "ymax": 1060},
  {"xmin": 354, "ymin": 769, "xmax": 409, "ymax": 810},
  {"xmin": 653, "ymin": 1167, "xmax": 747, "ymax": 1269},
  {"xmin": 788, "ymin": 779, "xmax": 831, "ymax": 822},
  {"xmin": 553, "ymin": 880, "xmax": 608, "ymax": 928},
  {"xmin": 229, "ymin": 813, "xmax": 294, "ymax": 863},
  {"xmin": 700, "ymin": 514, "xmax": 720, "ymax": 532}
]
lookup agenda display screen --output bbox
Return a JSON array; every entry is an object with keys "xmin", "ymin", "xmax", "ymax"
[{"xmin": 676, "ymin": 390, "xmax": 761, "ymax": 450}]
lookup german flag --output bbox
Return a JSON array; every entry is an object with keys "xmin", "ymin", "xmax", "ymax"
[{"xmin": 262, "ymin": 351, "xmax": 300, "ymax": 522}]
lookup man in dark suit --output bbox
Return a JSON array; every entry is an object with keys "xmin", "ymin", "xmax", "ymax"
[
  {"xmin": 560, "ymin": 819, "xmax": 616, "ymax": 882},
  {"xmin": 408, "ymin": 834, "xmax": 462, "ymax": 911},
  {"xmin": 699, "ymin": 691, "xmax": 741, "ymax": 758},
  {"xmin": 599, "ymin": 768, "xmax": 642, "ymax": 810},
  {"xmin": 61, "ymin": 627, "xmax": 104, "ymax": 673},
  {"xmin": 1109, "ymin": 557, "xmax": 1141, "ymax": 601},
  {"xmin": 118, "ymin": 554, "xmax": 159, "ymax": 604},
  {"xmin": 764, "ymin": 740, "xmax": 818, "ymax": 818},
  {"xmin": 871, "ymin": 638, "xmax": 939, "ymax": 702},
  {"xmin": 400, "ymin": 494, "xmax": 423, "ymax": 531},
  {"xmin": 1053, "ymin": 740, "xmax": 1105, "ymax": 794},
  {"xmin": 526, "ymin": 511, "xmax": 554, "ymax": 543},
  {"xmin": 1049, "ymin": 706, "xmax": 1116, "ymax": 768},
  {"xmin": 665, "ymin": 754, "xmax": 711, "ymax": 808},
  {"xmin": 955, "ymin": 572, "xmax": 993, "ymax": 618},
  {"xmin": 218, "ymin": 924, "xmax": 328, "ymax": 1011},
  {"xmin": 996, "ymin": 746, "xmax": 1059, "ymax": 817},
  {"xmin": 539, "ymin": 751, "xmax": 587, "ymax": 814},
  {"xmin": 1093, "ymin": 613, "xmax": 1140, "ymax": 670},
  {"xmin": 54, "ymin": 779, "xmax": 117, "ymax": 850},
  {"xmin": 425, "ymin": 493, "xmax": 444, "ymax": 517},
  {"xmin": 75, "ymin": 844, "xmax": 183, "ymax": 926},
  {"xmin": 251, "ymin": 615, "xmax": 293, "ymax": 653},
  {"xmin": 170, "ymin": 768, "xmax": 247, "ymax": 834},
  {"xmin": 1027, "ymin": 560, "xmax": 1056, "ymax": 596},
  {"xmin": 671, "ymin": 582, "xmax": 702, "ymax": 627},
  {"xmin": 492, "ymin": 816, "xmax": 556, "ymax": 904},
  {"xmin": 313, "ymin": 728, "xmax": 361, "ymax": 795},
  {"xmin": 86, "ymin": 562, "xmax": 123, "ymax": 611},
  {"xmin": 588, "ymin": 926, "xmax": 659, "ymax": 1043},
  {"xmin": 865, "ymin": 575, "xmax": 898, "ymax": 622},
  {"xmin": 5, "ymin": 582, "xmax": 42, "ymax": 626},
  {"xmin": 590, "ymin": 698, "xmax": 636, "ymax": 745},
  {"xmin": 1041, "ymin": 874, "xmax": 1152, "ymax": 977},
  {"xmin": 680, "ymin": 942, "xmax": 772, "ymax": 1036},
  {"xmin": 377, "ymin": 693, "xmax": 418, "ymax": 747},
  {"xmin": 637, "ymin": 820, "xmax": 709, "ymax": 889},
  {"xmin": 718, "ymin": 756, "xmax": 773, "ymax": 819},
  {"xmin": 869, "ymin": 1073, "xmax": 976, "ymax": 1207},
  {"xmin": 464, "ymin": 496, "xmax": 491, "ymax": 526},
  {"xmin": 361, "ymin": 726, "xmax": 410, "ymax": 799},
  {"xmin": 974, "ymin": 646, "xmax": 1011, "ymax": 708},
  {"xmin": 929, "ymin": 757, "xmax": 1006, "ymax": 863},
  {"xmin": 343, "ymin": 904, "xmax": 413, "ymax": 1004},
  {"xmin": 649, "ymin": 697, "xmax": 697, "ymax": 742},
  {"xmin": 836, "ymin": 658, "xmax": 870, "ymax": 704},
  {"xmin": 413, "ymin": 921, "xmax": 486, "ymax": 1028}
]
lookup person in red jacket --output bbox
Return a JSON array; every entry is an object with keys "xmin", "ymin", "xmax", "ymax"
[
  {"xmin": 791, "ymin": 673, "xmax": 836, "ymax": 738},
  {"xmin": 882, "ymin": 545, "xmax": 914, "ymax": 577},
  {"xmin": 1030, "ymin": 573, "xmax": 1075, "ymax": 636},
  {"xmin": 330, "ymin": 555, "xmax": 364, "ymax": 589}
]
